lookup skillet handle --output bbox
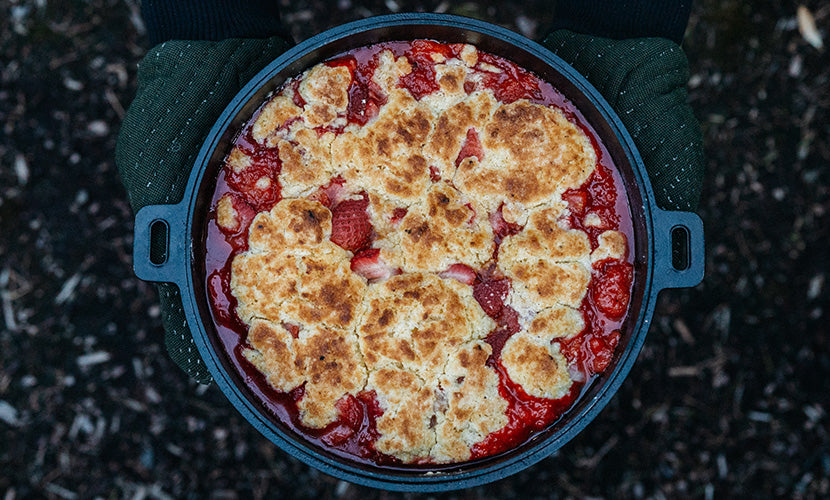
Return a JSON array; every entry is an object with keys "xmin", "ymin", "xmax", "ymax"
[
  {"xmin": 133, "ymin": 202, "xmax": 189, "ymax": 286},
  {"xmin": 651, "ymin": 208, "xmax": 705, "ymax": 291}
]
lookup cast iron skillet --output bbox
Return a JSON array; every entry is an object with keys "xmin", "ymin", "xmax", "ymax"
[{"xmin": 132, "ymin": 14, "xmax": 704, "ymax": 492}]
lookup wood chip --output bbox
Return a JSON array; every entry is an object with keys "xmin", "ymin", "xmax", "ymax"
[
  {"xmin": 76, "ymin": 351, "xmax": 111, "ymax": 367},
  {"xmin": 55, "ymin": 273, "xmax": 82, "ymax": 305},
  {"xmin": 668, "ymin": 365, "xmax": 701, "ymax": 377},
  {"xmin": 0, "ymin": 400, "xmax": 20, "ymax": 426},
  {"xmin": 797, "ymin": 5, "xmax": 824, "ymax": 50},
  {"xmin": 13, "ymin": 154, "xmax": 28, "ymax": 185},
  {"xmin": 673, "ymin": 318, "xmax": 695, "ymax": 344}
]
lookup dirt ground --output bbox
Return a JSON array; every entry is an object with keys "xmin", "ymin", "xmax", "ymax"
[{"xmin": 1, "ymin": 0, "xmax": 828, "ymax": 498}]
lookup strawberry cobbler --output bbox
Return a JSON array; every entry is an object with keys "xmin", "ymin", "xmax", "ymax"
[{"xmin": 205, "ymin": 40, "xmax": 634, "ymax": 465}]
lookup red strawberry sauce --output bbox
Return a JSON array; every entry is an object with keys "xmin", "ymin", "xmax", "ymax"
[{"xmin": 202, "ymin": 40, "xmax": 634, "ymax": 467}]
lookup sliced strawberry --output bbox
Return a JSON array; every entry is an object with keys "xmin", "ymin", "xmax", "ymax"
[
  {"xmin": 350, "ymin": 248, "xmax": 394, "ymax": 281},
  {"xmin": 473, "ymin": 277, "xmax": 510, "ymax": 318},
  {"xmin": 463, "ymin": 79, "xmax": 476, "ymax": 94},
  {"xmin": 498, "ymin": 305, "xmax": 520, "ymax": 333},
  {"xmin": 591, "ymin": 259, "xmax": 633, "ymax": 320},
  {"xmin": 345, "ymin": 56, "xmax": 385, "ymax": 126},
  {"xmin": 490, "ymin": 204, "xmax": 523, "ymax": 242},
  {"xmin": 400, "ymin": 40, "xmax": 447, "ymax": 100},
  {"xmin": 330, "ymin": 194, "xmax": 372, "ymax": 252},
  {"xmin": 321, "ymin": 423, "xmax": 354, "ymax": 447},
  {"xmin": 455, "ymin": 128, "xmax": 484, "ymax": 167},
  {"xmin": 439, "ymin": 263, "xmax": 477, "ymax": 285},
  {"xmin": 476, "ymin": 52, "xmax": 543, "ymax": 104}
]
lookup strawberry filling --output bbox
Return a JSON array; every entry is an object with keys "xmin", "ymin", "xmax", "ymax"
[
  {"xmin": 398, "ymin": 40, "xmax": 460, "ymax": 100},
  {"xmin": 390, "ymin": 207, "xmax": 408, "ymax": 224},
  {"xmin": 429, "ymin": 165, "xmax": 441, "ymax": 182},
  {"xmin": 224, "ymin": 144, "xmax": 282, "ymax": 213},
  {"xmin": 318, "ymin": 391, "xmax": 385, "ymax": 458},
  {"xmin": 327, "ymin": 54, "xmax": 386, "ymax": 126},
  {"xmin": 475, "ymin": 52, "xmax": 544, "ymax": 104},
  {"xmin": 564, "ymin": 164, "xmax": 622, "ymax": 248}
]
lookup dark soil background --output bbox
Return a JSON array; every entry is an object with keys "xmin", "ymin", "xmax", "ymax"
[{"xmin": 1, "ymin": 0, "xmax": 828, "ymax": 498}]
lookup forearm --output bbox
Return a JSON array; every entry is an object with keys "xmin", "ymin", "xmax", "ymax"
[
  {"xmin": 551, "ymin": 0, "xmax": 693, "ymax": 43},
  {"xmin": 141, "ymin": 0, "xmax": 289, "ymax": 44}
]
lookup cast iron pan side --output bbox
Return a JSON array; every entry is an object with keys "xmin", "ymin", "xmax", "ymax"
[{"xmin": 133, "ymin": 14, "xmax": 704, "ymax": 491}]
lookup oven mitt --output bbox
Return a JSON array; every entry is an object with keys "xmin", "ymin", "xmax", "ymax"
[
  {"xmin": 543, "ymin": 30, "xmax": 704, "ymax": 211},
  {"xmin": 116, "ymin": 30, "xmax": 704, "ymax": 384},
  {"xmin": 116, "ymin": 36, "xmax": 291, "ymax": 383}
]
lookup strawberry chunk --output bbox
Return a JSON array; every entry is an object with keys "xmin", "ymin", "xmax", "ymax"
[
  {"xmin": 591, "ymin": 259, "xmax": 633, "ymax": 320},
  {"xmin": 282, "ymin": 322, "xmax": 301, "ymax": 338},
  {"xmin": 473, "ymin": 277, "xmax": 510, "ymax": 318},
  {"xmin": 309, "ymin": 176, "xmax": 347, "ymax": 208},
  {"xmin": 439, "ymin": 263, "xmax": 477, "ymax": 285},
  {"xmin": 335, "ymin": 394, "xmax": 362, "ymax": 430},
  {"xmin": 225, "ymin": 147, "xmax": 282, "ymax": 213},
  {"xmin": 350, "ymin": 248, "xmax": 394, "ymax": 281},
  {"xmin": 429, "ymin": 165, "xmax": 441, "ymax": 182},
  {"xmin": 490, "ymin": 205, "xmax": 523, "ymax": 242},
  {"xmin": 400, "ymin": 40, "xmax": 448, "ymax": 100},
  {"xmin": 455, "ymin": 128, "xmax": 484, "ymax": 167},
  {"xmin": 391, "ymin": 207, "xmax": 408, "ymax": 224},
  {"xmin": 562, "ymin": 188, "xmax": 588, "ymax": 215},
  {"xmin": 476, "ymin": 52, "xmax": 543, "ymax": 104},
  {"xmin": 587, "ymin": 329, "xmax": 621, "ymax": 373},
  {"xmin": 330, "ymin": 195, "xmax": 372, "ymax": 252},
  {"xmin": 587, "ymin": 163, "xmax": 617, "ymax": 208}
]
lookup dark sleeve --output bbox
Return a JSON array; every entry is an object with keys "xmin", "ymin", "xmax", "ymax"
[
  {"xmin": 141, "ymin": 0, "xmax": 291, "ymax": 45},
  {"xmin": 550, "ymin": 0, "xmax": 693, "ymax": 44}
]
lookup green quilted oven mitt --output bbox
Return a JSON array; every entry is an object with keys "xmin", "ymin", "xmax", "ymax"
[{"xmin": 116, "ymin": 30, "xmax": 704, "ymax": 383}]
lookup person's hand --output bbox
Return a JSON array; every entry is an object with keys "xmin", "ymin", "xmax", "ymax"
[
  {"xmin": 116, "ymin": 36, "xmax": 291, "ymax": 383},
  {"xmin": 116, "ymin": 29, "xmax": 703, "ymax": 382},
  {"xmin": 543, "ymin": 30, "xmax": 704, "ymax": 211}
]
